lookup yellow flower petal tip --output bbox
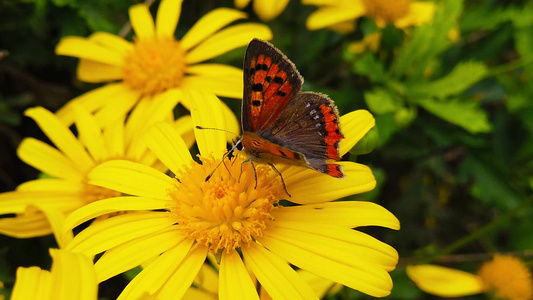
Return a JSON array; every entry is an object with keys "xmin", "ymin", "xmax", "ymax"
[{"xmin": 407, "ymin": 265, "xmax": 484, "ymax": 297}]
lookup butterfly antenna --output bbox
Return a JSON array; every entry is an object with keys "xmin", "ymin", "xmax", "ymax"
[{"xmin": 195, "ymin": 126, "xmax": 240, "ymax": 139}]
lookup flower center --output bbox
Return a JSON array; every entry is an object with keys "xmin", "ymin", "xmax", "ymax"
[
  {"xmin": 478, "ymin": 255, "xmax": 533, "ymax": 300},
  {"xmin": 361, "ymin": 0, "xmax": 411, "ymax": 24},
  {"xmin": 123, "ymin": 37, "xmax": 186, "ymax": 96},
  {"xmin": 169, "ymin": 155, "xmax": 284, "ymax": 253}
]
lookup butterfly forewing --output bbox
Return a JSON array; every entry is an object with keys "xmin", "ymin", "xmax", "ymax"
[{"xmin": 242, "ymin": 39, "xmax": 303, "ymax": 133}]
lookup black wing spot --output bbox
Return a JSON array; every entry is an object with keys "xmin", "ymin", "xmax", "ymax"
[
  {"xmin": 250, "ymin": 68, "xmax": 256, "ymax": 75},
  {"xmin": 262, "ymin": 64, "xmax": 269, "ymax": 71},
  {"xmin": 279, "ymin": 150, "xmax": 288, "ymax": 157},
  {"xmin": 252, "ymin": 100, "xmax": 261, "ymax": 107},
  {"xmin": 265, "ymin": 76, "xmax": 272, "ymax": 82},
  {"xmin": 277, "ymin": 91, "xmax": 287, "ymax": 97},
  {"xmin": 252, "ymin": 83, "xmax": 263, "ymax": 92},
  {"xmin": 255, "ymin": 64, "xmax": 263, "ymax": 71},
  {"xmin": 273, "ymin": 76, "xmax": 284, "ymax": 84}
]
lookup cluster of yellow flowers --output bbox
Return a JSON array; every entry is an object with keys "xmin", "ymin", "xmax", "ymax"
[{"xmin": 1, "ymin": 0, "xmax": 531, "ymax": 299}]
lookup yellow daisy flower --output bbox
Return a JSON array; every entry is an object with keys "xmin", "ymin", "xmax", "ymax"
[
  {"xmin": 55, "ymin": 0, "xmax": 272, "ymax": 127},
  {"xmin": 60, "ymin": 93, "xmax": 399, "ymax": 299},
  {"xmin": 0, "ymin": 97, "xmax": 200, "ymax": 242},
  {"xmin": 407, "ymin": 255, "xmax": 533, "ymax": 300},
  {"xmin": 11, "ymin": 249, "xmax": 97, "ymax": 300},
  {"xmin": 234, "ymin": 0, "xmax": 290, "ymax": 21},
  {"xmin": 304, "ymin": 0, "xmax": 436, "ymax": 31}
]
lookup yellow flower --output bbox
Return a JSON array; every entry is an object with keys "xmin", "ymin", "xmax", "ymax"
[
  {"xmin": 304, "ymin": 0, "xmax": 435, "ymax": 31},
  {"xmin": 407, "ymin": 255, "xmax": 533, "ymax": 300},
  {"xmin": 234, "ymin": 0, "xmax": 290, "ymax": 21},
  {"xmin": 11, "ymin": 249, "xmax": 97, "ymax": 300},
  {"xmin": 0, "ymin": 101, "xmax": 199, "ymax": 243},
  {"xmin": 55, "ymin": 0, "xmax": 272, "ymax": 127},
  {"xmin": 60, "ymin": 92, "xmax": 399, "ymax": 299}
]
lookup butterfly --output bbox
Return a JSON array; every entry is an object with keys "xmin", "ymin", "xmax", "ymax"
[{"xmin": 229, "ymin": 39, "xmax": 345, "ymax": 196}]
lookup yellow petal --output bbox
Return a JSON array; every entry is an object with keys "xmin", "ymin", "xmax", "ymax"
[
  {"xmin": 0, "ymin": 191, "xmax": 81, "ymax": 215},
  {"xmin": 55, "ymin": 83, "xmax": 131, "ymax": 126},
  {"xmin": 17, "ymin": 138, "xmax": 82, "ymax": 180},
  {"xmin": 219, "ymin": 250, "xmax": 259, "ymax": 300},
  {"xmin": 144, "ymin": 122, "xmax": 193, "ymax": 176},
  {"xmin": 16, "ymin": 178, "xmax": 83, "ymax": 193},
  {"xmin": 11, "ymin": 267, "xmax": 52, "ymax": 300},
  {"xmin": 102, "ymin": 116, "xmax": 126, "ymax": 158},
  {"xmin": 182, "ymin": 75, "xmax": 244, "ymax": 99},
  {"xmin": 77, "ymin": 59, "xmax": 123, "ymax": 82},
  {"xmin": 180, "ymin": 8, "xmax": 248, "ymax": 51},
  {"xmin": 301, "ymin": 0, "xmax": 337, "ymax": 4},
  {"xmin": 62, "ymin": 196, "xmax": 171, "ymax": 237},
  {"xmin": 93, "ymin": 87, "xmax": 140, "ymax": 128},
  {"xmin": 174, "ymin": 115, "xmax": 196, "ymax": 148},
  {"xmin": 406, "ymin": 265, "xmax": 484, "ymax": 297},
  {"xmin": 253, "ymin": 0, "xmax": 289, "ymax": 21},
  {"xmin": 66, "ymin": 212, "xmax": 175, "ymax": 256},
  {"xmin": 272, "ymin": 201, "xmax": 400, "ymax": 230},
  {"xmin": 266, "ymin": 220, "xmax": 398, "ymax": 271},
  {"xmin": 242, "ymin": 243, "xmax": 318, "ymax": 299},
  {"xmin": 31, "ymin": 204, "xmax": 71, "ymax": 248},
  {"xmin": 129, "ymin": 3, "xmax": 155, "ymax": 40},
  {"xmin": 87, "ymin": 160, "xmax": 175, "ymax": 200},
  {"xmin": 156, "ymin": 0, "xmax": 183, "ymax": 38},
  {"xmin": 234, "ymin": 0, "xmax": 251, "ymax": 9},
  {"xmin": 297, "ymin": 269, "xmax": 337, "ymax": 299},
  {"xmin": 49, "ymin": 249, "xmax": 97, "ymax": 300},
  {"xmin": 0, "ymin": 213, "xmax": 52, "ymax": 238},
  {"xmin": 186, "ymin": 63, "xmax": 243, "ymax": 79},
  {"xmin": 25, "ymin": 107, "xmax": 95, "ymax": 172},
  {"xmin": 306, "ymin": 6, "xmax": 365, "ymax": 30},
  {"xmin": 117, "ymin": 242, "xmax": 196, "ymax": 299},
  {"xmin": 188, "ymin": 90, "xmax": 229, "ymax": 156},
  {"xmin": 88, "ymin": 32, "xmax": 134, "ymax": 55},
  {"xmin": 221, "ymin": 100, "xmax": 241, "ymax": 141},
  {"xmin": 125, "ymin": 89, "xmax": 182, "ymax": 161},
  {"xmin": 339, "ymin": 109, "xmax": 375, "ymax": 156},
  {"xmin": 259, "ymin": 228, "xmax": 394, "ymax": 297},
  {"xmin": 56, "ymin": 37, "xmax": 125, "ymax": 65},
  {"xmin": 394, "ymin": 2, "xmax": 436, "ymax": 28},
  {"xmin": 185, "ymin": 23, "xmax": 272, "ymax": 64},
  {"xmin": 283, "ymin": 161, "xmax": 376, "ymax": 204},
  {"xmin": 124, "ymin": 89, "xmax": 182, "ymax": 147},
  {"xmin": 157, "ymin": 246, "xmax": 209, "ymax": 299},
  {"xmin": 72, "ymin": 103, "xmax": 109, "ymax": 162},
  {"xmin": 95, "ymin": 227, "xmax": 189, "ymax": 282}
]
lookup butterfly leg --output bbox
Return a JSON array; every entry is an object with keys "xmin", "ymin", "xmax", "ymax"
[
  {"xmin": 239, "ymin": 158, "xmax": 251, "ymax": 183},
  {"xmin": 267, "ymin": 163, "xmax": 291, "ymax": 197},
  {"xmin": 250, "ymin": 160, "xmax": 258, "ymax": 189}
]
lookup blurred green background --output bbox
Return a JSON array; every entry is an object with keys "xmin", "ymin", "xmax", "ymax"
[{"xmin": 0, "ymin": 0, "xmax": 532, "ymax": 299}]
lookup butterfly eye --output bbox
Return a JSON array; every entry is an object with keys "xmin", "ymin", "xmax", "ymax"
[{"xmin": 235, "ymin": 140, "xmax": 243, "ymax": 151}]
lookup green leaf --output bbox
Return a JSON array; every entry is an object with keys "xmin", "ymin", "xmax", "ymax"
[
  {"xmin": 352, "ymin": 53, "xmax": 386, "ymax": 82},
  {"xmin": 417, "ymin": 98, "xmax": 492, "ymax": 133},
  {"xmin": 410, "ymin": 61, "xmax": 488, "ymax": 99},
  {"xmin": 364, "ymin": 88, "xmax": 397, "ymax": 114}
]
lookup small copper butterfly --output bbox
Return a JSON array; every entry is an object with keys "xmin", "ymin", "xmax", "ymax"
[{"xmin": 230, "ymin": 39, "xmax": 345, "ymax": 194}]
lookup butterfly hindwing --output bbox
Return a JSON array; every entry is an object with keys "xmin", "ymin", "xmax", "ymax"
[
  {"xmin": 262, "ymin": 92, "xmax": 345, "ymax": 177},
  {"xmin": 242, "ymin": 39, "xmax": 303, "ymax": 133}
]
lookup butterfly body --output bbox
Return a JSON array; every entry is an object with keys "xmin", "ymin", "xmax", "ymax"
[{"xmin": 237, "ymin": 39, "xmax": 345, "ymax": 179}]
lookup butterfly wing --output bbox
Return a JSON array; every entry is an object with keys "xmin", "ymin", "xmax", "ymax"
[
  {"xmin": 263, "ymin": 92, "xmax": 345, "ymax": 177},
  {"xmin": 242, "ymin": 39, "xmax": 303, "ymax": 133}
]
